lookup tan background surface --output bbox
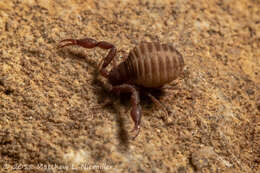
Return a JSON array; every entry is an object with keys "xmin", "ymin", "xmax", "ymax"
[{"xmin": 0, "ymin": 0, "xmax": 259, "ymax": 172}]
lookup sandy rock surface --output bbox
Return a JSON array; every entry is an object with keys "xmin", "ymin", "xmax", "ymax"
[{"xmin": 0, "ymin": 0, "xmax": 259, "ymax": 172}]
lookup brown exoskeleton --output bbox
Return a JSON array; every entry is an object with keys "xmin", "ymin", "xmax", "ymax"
[{"xmin": 58, "ymin": 37, "xmax": 184, "ymax": 139}]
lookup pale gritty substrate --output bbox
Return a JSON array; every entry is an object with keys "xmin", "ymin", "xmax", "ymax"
[{"xmin": 0, "ymin": 0, "xmax": 259, "ymax": 172}]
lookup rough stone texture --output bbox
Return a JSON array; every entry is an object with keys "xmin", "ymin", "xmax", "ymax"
[{"xmin": 0, "ymin": 0, "xmax": 259, "ymax": 172}]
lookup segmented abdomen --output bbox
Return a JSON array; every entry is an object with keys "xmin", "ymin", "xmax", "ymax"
[{"xmin": 125, "ymin": 42, "xmax": 184, "ymax": 88}]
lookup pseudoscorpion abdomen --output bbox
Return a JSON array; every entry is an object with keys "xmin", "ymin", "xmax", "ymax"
[{"xmin": 124, "ymin": 42, "xmax": 184, "ymax": 88}]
